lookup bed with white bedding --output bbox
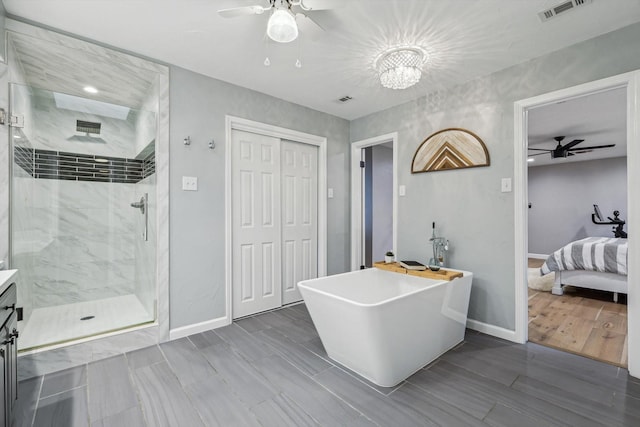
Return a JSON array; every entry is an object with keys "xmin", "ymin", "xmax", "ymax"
[{"xmin": 541, "ymin": 237, "xmax": 628, "ymax": 302}]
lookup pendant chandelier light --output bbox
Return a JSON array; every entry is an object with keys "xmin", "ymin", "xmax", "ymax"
[
  {"xmin": 375, "ymin": 46, "xmax": 427, "ymax": 90},
  {"xmin": 267, "ymin": 4, "xmax": 298, "ymax": 43}
]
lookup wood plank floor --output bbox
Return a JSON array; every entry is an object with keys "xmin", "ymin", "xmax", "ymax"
[
  {"xmin": 14, "ymin": 303, "xmax": 640, "ymax": 426},
  {"xmin": 527, "ymin": 259, "xmax": 628, "ymax": 367}
]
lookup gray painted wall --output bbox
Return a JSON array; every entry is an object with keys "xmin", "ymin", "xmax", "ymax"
[
  {"xmin": 350, "ymin": 22, "xmax": 640, "ymax": 330},
  {"xmin": 169, "ymin": 66, "xmax": 350, "ymax": 329},
  {"xmin": 528, "ymin": 157, "xmax": 627, "ymax": 255}
]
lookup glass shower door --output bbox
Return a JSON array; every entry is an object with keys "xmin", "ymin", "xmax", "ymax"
[{"xmin": 10, "ymin": 83, "xmax": 157, "ymax": 350}]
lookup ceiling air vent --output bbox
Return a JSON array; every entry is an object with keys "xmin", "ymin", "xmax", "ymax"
[
  {"xmin": 538, "ymin": 0, "xmax": 592, "ymax": 22},
  {"xmin": 77, "ymin": 120, "xmax": 101, "ymax": 135},
  {"xmin": 338, "ymin": 95, "xmax": 353, "ymax": 103}
]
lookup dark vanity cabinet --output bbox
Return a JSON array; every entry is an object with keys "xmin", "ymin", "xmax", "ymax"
[{"xmin": 0, "ymin": 283, "xmax": 18, "ymax": 427}]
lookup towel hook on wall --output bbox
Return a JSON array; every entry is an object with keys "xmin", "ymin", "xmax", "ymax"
[
  {"xmin": 183, "ymin": 136, "xmax": 191, "ymax": 146},
  {"xmin": 208, "ymin": 139, "xmax": 215, "ymax": 150}
]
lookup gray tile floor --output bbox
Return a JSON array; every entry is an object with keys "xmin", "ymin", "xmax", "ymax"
[{"xmin": 14, "ymin": 303, "xmax": 640, "ymax": 426}]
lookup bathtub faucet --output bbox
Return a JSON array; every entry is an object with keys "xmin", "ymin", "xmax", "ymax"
[{"xmin": 429, "ymin": 222, "xmax": 449, "ymax": 267}]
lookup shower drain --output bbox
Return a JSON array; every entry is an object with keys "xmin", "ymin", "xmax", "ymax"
[{"xmin": 80, "ymin": 315, "xmax": 95, "ymax": 321}]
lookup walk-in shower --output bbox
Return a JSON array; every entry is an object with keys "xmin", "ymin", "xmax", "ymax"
[{"xmin": 7, "ymin": 31, "xmax": 162, "ymax": 351}]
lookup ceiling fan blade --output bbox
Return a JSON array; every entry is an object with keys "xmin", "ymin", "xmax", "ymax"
[
  {"xmin": 527, "ymin": 148, "xmax": 553, "ymax": 152},
  {"xmin": 296, "ymin": 12, "xmax": 325, "ymax": 37},
  {"xmin": 294, "ymin": 0, "xmax": 343, "ymax": 11},
  {"xmin": 218, "ymin": 5, "xmax": 268, "ymax": 18},
  {"xmin": 561, "ymin": 139, "xmax": 584, "ymax": 150},
  {"xmin": 528, "ymin": 152, "xmax": 549, "ymax": 157},
  {"xmin": 567, "ymin": 144, "xmax": 615, "ymax": 151}
]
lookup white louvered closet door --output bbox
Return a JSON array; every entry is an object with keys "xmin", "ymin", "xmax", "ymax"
[
  {"xmin": 281, "ymin": 140, "xmax": 318, "ymax": 305},
  {"xmin": 232, "ymin": 130, "xmax": 282, "ymax": 318}
]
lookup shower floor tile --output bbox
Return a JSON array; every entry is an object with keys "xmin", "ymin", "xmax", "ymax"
[{"xmin": 18, "ymin": 295, "xmax": 153, "ymax": 350}]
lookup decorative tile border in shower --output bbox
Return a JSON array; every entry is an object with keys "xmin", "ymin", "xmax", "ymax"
[
  {"xmin": 142, "ymin": 151, "xmax": 155, "ymax": 179},
  {"xmin": 14, "ymin": 147, "xmax": 156, "ymax": 184},
  {"xmin": 14, "ymin": 146, "xmax": 34, "ymax": 176}
]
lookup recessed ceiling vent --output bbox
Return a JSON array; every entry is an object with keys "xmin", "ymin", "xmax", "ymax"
[
  {"xmin": 338, "ymin": 95, "xmax": 353, "ymax": 103},
  {"xmin": 77, "ymin": 120, "xmax": 101, "ymax": 135},
  {"xmin": 538, "ymin": 0, "xmax": 592, "ymax": 22}
]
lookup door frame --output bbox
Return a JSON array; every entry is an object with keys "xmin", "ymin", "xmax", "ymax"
[
  {"xmin": 350, "ymin": 133, "xmax": 398, "ymax": 270},
  {"xmin": 225, "ymin": 116, "xmax": 327, "ymax": 322},
  {"xmin": 513, "ymin": 71, "xmax": 640, "ymax": 377}
]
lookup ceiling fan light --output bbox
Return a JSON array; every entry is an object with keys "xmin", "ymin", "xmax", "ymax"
[{"xmin": 267, "ymin": 9, "xmax": 298, "ymax": 43}]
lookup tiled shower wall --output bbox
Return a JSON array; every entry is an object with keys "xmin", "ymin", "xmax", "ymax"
[
  {"xmin": 12, "ymin": 85, "xmax": 157, "ymax": 322},
  {"xmin": 18, "ymin": 179, "xmax": 137, "ymax": 309},
  {"xmin": 28, "ymin": 86, "xmax": 139, "ymax": 158}
]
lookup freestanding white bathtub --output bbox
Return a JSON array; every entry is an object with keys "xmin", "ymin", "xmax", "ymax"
[{"xmin": 298, "ymin": 267, "xmax": 473, "ymax": 387}]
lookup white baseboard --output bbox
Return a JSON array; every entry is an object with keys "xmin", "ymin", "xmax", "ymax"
[
  {"xmin": 528, "ymin": 253, "xmax": 549, "ymax": 260},
  {"xmin": 466, "ymin": 318, "xmax": 522, "ymax": 343},
  {"xmin": 169, "ymin": 316, "xmax": 230, "ymax": 341}
]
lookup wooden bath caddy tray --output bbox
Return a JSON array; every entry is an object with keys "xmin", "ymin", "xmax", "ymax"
[{"xmin": 373, "ymin": 262, "xmax": 463, "ymax": 281}]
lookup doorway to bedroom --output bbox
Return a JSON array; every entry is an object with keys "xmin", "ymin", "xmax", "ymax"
[
  {"xmin": 350, "ymin": 133, "xmax": 398, "ymax": 270},
  {"xmin": 525, "ymin": 87, "xmax": 628, "ymax": 367}
]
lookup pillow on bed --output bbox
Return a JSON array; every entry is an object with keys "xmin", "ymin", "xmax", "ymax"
[{"xmin": 527, "ymin": 268, "xmax": 554, "ymax": 292}]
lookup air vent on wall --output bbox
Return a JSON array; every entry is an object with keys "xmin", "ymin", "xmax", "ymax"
[
  {"xmin": 338, "ymin": 95, "xmax": 353, "ymax": 103},
  {"xmin": 538, "ymin": 0, "xmax": 592, "ymax": 22},
  {"xmin": 77, "ymin": 120, "xmax": 101, "ymax": 134}
]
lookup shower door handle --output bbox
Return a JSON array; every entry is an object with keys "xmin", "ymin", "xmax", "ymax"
[
  {"xmin": 131, "ymin": 193, "xmax": 148, "ymax": 241},
  {"xmin": 142, "ymin": 193, "xmax": 148, "ymax": 241}
]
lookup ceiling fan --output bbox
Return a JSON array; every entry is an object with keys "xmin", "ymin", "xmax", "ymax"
[
  {"xmin": 528, "ymin": 136, "xmax": 615, "ymax": 159},
  {"xmin": 218, "ymin": 0, "xmax": 330, "ymax": 43}
]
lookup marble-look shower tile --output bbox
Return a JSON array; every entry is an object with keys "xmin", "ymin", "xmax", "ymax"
[
  {"xmin": 30, "ymin": 257, "xmax": 135, "ymax": 308},
  {"xmin": 7, "ymin": 21, "xmax": 168, "ymax": 76},
  {"xmin": 31, "ymin": 95, "xmax": 139, "ymax": 157},
  {"xmin": 155, "ymin": 69, "xmax": 170, "ymax": 342}
]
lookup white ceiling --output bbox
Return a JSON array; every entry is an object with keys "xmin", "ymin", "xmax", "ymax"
[
  {"xmin": 527, "ymin": 87, "xmax": 627, "ymax": 167},
  {"xmin": 4, "ymin": 0, "xmax": 640, "ymax": 120}
]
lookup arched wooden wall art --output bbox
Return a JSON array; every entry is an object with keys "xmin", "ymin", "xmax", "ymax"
[{"xmin": 411, "ymin": 128, "xmax": 490, "ymax": 173}]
